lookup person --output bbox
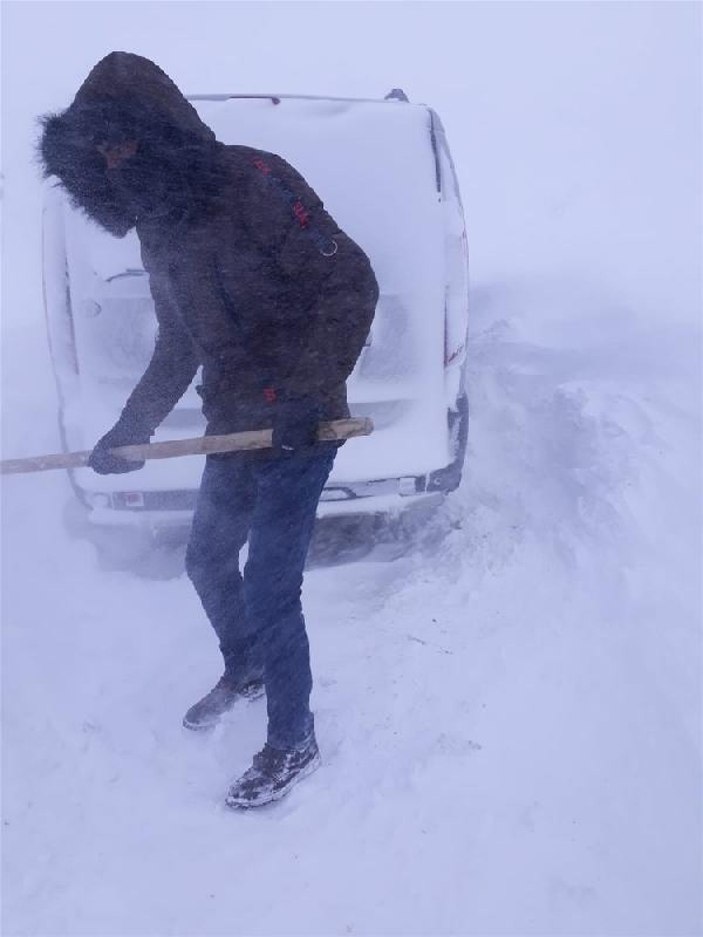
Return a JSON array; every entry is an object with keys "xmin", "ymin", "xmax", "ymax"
[{"xmin": 38, "ymin": 52, "xmax": 378, "ymax": 808}]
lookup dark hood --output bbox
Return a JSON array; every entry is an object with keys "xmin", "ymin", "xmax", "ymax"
[{"xmin": 37, "ymin": 52, "xmax": 222, "ymax": 236}]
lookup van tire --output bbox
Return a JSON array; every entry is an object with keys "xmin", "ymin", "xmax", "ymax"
[{"xmin": 62, "ymin": 497, "xmax": 187, "ymax": 579}]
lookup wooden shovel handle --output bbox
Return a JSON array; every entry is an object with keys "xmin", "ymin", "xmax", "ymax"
[{"xmin": 1, "ymin": 417, "xmax": 373, "ymax": 476}]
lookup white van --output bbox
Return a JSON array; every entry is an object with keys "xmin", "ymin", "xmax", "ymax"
[{"xmin": 42, "ymin": 90, "xmax": 469, "ymax": 539}]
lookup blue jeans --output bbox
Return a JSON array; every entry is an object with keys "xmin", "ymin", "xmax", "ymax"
[{"xmin": 185, "ymin": 445, "xmax": 337, "ymax": 750}]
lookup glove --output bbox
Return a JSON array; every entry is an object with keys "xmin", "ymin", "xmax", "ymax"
[
  {"xmin": 271, "ymin": 397, "xmax": 321, "ymax": 456},
  {"xmin": 88, "ymin": 414, "xmax": 152, "ymax": 475}
]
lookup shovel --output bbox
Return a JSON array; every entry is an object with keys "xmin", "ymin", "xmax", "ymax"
[{"xmin": 1, "ymin": 417, "xmax": 373, "ymax": 476}]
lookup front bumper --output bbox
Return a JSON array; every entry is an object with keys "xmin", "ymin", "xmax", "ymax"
[
  {"xmin": 85, "ymin": 477, "xmax": 447, "ymax": 528},
  {"xmin": 80, "ymin": 393, "xmax": 469, "ymax": 528},
  {"xmin": 87, "ymin": 490, "xmax": 445, "ymax": 529}
]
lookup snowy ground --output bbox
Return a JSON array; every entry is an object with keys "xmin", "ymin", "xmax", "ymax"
[
  {"xmin": 2, "ymin": 3, "xmax": 702, "ymax": 936},
  {"xmin": 3, "ymin": 278, "xmax": 701, "ymax": 935}
]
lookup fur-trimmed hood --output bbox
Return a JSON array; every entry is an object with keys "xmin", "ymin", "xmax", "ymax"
[{"xmin": 37, "ymin": 52, "xmax": 222, "ymax": 236}]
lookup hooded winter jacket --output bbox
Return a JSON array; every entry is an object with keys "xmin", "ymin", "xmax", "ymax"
[{"xmin": 38, "ymin": 52, "xmax": 379, "ymax": 437}]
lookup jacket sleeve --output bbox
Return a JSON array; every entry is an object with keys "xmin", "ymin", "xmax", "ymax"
[
  {"xmin": 243, "ymin": 153, "xmax": 379, "ymax": 399},
  {"xmin": 119, "ymin": 270, "xmax": 199, "ymax": 432}
]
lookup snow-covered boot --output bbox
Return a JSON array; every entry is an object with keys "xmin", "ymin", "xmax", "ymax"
[
  {"xmin": 224, "ymin": 736, "xmax": 321, "ymax": 808},
  {"xmin": 182, "ymin": 673, "xmax": 264, "ymax": 731}
]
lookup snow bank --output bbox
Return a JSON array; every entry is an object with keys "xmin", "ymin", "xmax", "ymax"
[{"xmin": 3, "ymin": 278, "xmax": 700, "ymax": 935}]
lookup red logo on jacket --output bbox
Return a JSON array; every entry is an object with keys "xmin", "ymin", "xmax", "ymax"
[{"xmin": 252, "ymin": 157, "xmax": 311, "ymax": 230}]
